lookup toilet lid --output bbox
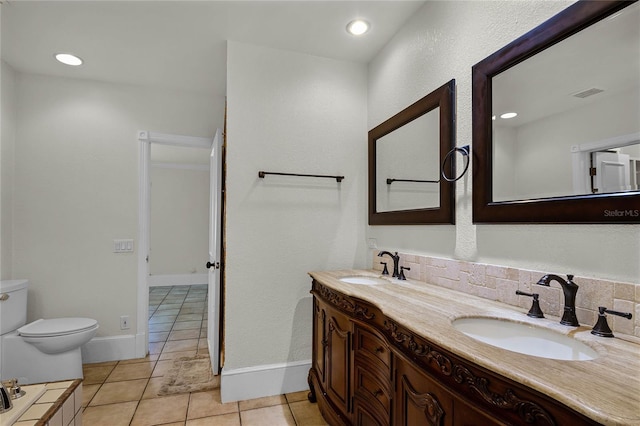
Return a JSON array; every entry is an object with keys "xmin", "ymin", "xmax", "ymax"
[{"xmin": 18, "ymin": 318, "xmax": 98, "ymax": 337}]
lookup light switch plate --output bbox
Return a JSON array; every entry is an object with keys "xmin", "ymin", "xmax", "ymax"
[{"xmin": 113, "ymin": 239, "xmax": 134, "ymax": 253}]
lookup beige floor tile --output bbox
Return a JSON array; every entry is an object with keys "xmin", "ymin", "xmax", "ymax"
[
  {"xmin": 171, "ymin": 321, "xmax": 202, "ymax": 330},
  {"xmin": 157, "ymin": 303, "xmax": 183, "ymax": 311},
  {"xmin": 153, "ymin": 309, "xmax": 180, "ymax": 316},
  {"xmin": 119, "ymin": 354, "xmax": 159, "ymax": 364},
  {"xmin": 83, "ymin": 365, "xmax": 116, "ymax": 385},
  {"xmin": 289, "ymin": 400, "xmax": 329, "ymax": 425},
  {"xmin": 106, "ymin": 362, "xmax": 155, "ymax": 382},
  {"xmin": 187, "ymin": 390, "xmax": 238, "ymax": 419},
  {"xmin": 197, "ymin": 339, "xmax": 208, "ymax": 350},
  {"xmin": 179, "ymin": 307, "xmax": 204, "ymax": 315},
  {"xmin": 141, "ymin": 377, "xmax": 164, "ymax": 400},
  {"xmin": 82, "ymin": 401, "xmax": 137, "ymax": 426},
  {"xmin": 89, "ymin": 378, "xmax": 148, "ymax": 406},
  {"xmin": 149, "ymin": 315, "xmax": 177, "ymax": 324},
  {"xmin": 182, "ymin": 301, "xmax": 205, "ymax": 308},
  {"xmin": 285, "ymin": 390, "xmax": 310, "ymax": 403},
  {"xmin": 84, "ymin": 361, "xmax": 118, "ymax": 367},
  {"xmin": 81, "ymin": 384, "xmax": 100, "ymax": 407},
  {"xmin": 239, "ymin": 394, "xmax": 287, "ymax": 411},
  {"xmin": 240, "ymin": 405, "xmax": 296, "ymax": 426},
  {"xmin": 130, "ymin": 394, "xmax": 189, "ymax": 426},
  {"xmin": 162, "ymin": 339, "xmax": 199, "ymax": 353},
  {"xmin": 152, "ymin": 359, "xmax": 176, "ymax": 378},
  {"xmin": 169, "ymin": 329, "xmax": 201, "ymax": 341},
  {"xmin": 176, "ymin": 314, "xmax": 203, "ymax": 322},
  {"xmin": 159, "ymin": 350, "xmax": 197, "ymax": 361},
  {"xmin": 149, "ymin": 332, "xmax": 170, "ymax": 342},
  {"xmin": 186, "ymin": 413, "xmax": 240, "ymax": 426},
  {"xmin": 149, "ymin": 342, "xmax": 165, "ymax": 354},
  {"xmin": 149, "ymin": 322, "xmax": 174, "ymax": 333}
]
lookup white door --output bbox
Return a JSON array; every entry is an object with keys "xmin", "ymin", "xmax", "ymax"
[
  {"xmin": 207, "ymin": 128, "xmax": 222, "ymax": 374},
  {"xmin": 593, "ymin": 151, "xmax": 631, "ymax": 193}
]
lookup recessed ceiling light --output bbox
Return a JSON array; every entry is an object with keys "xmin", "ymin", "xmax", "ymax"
[
  {"xmin": 500, "ymin": 112, "xmax": 518, "ymax": 119},
  {"xmin": 55, "ymin": 53, "xmax": 83, "ymax": 66},
  {"xmin": 346, "ymin": 19, "xmax": 370, "ymax": 36}
]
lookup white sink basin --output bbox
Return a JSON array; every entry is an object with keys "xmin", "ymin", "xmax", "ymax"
[
  {"xmin": 452, "ymin": 317, "xmax": 599, "ymax": 361},
  {"xmin": 339, "ymin": 276, "xmax": 388, "ymax": 285}
]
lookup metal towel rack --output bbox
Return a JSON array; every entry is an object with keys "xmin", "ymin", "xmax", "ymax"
[
  {"xmin": 258, "ymin": 171, "xmax": 344, "ymax": 182},
  {"xmin": 386, "ymin": 145, "xmax": 470, "ymax": 185},
  {"xmin": 386, "ymin": 178, "xmax": 439, "ymax": 185}
]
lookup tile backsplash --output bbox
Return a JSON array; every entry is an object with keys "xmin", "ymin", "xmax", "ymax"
[{"xmin": 372, "ymin": 251, "xmax": 640, "ymax": 339}]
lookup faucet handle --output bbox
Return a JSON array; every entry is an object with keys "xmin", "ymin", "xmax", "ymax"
[
  {"xmin": 380, "ymin": 262, "xmax": 389, "ymax": 276},
  {"xmin": 591, "ymin": 306, "xmax": 632, "ymax": 338},
  {"xmin": 399, "ymin": 266, "xmax": 410, "ymax": 280},
  {"xmin": 515, "ymin": 290, "xmax": 544, "ymax": 318}
]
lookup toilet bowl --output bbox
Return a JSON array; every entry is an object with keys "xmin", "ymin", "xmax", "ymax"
[
  {"xmin": 18, "ymin": 318, "xmax": 98, "ymax": 355},
  {"xmin": 0, "ymin": 279, "xmax": 99, "ymax": 384}
]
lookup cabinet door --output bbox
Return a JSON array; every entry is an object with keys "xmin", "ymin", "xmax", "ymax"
[
  {"xmin": 312, "ymin": 297, "xmax": 326, "ymax": 386},
  {"xmin": 326, "ymin": 305, "xmax": 353, "ymax": 418},
  {"xmin": 395, "ymin": 354, "xmax": 453, "ymax": 426}
]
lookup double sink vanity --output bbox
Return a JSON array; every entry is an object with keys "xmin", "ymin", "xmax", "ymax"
[{"xmin": 308, "ymin": 269, "xmax": 640, "ymax": 426}]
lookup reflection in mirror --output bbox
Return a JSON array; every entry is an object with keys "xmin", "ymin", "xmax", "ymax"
[
  {"xmin": 491, "ymin": 1, "xmax": 639, "ymax": 202},
  {"xmin": 369, "ymin": 79, "xmax": 455, "ymax": 225},
  {"xmin": 376, "ymin": 108, "xmax": 440, "ymax": 212},
  {"xmin": 472, "ymin": 0, "xmax": 640, "ymax": 223}
]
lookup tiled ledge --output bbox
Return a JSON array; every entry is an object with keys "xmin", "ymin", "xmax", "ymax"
[
  {"xmin": 12, "ymin": 379, "xmax": 82, "ymax": 426},
  {"xmin": 372, "ymin": 251, "xmax": 640, "ymax": 339}
]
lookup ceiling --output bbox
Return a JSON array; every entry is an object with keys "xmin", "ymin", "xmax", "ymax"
[
  {"xmin": 1, "ymin": 0, "xmax": 426, "ymax": 97},
  {"xmin": 492, "ymin": 1, "xmax": 639, "ymax": 129}
]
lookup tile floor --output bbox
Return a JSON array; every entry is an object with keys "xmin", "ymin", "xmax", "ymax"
[{"xmin": 81, "ymin": 285, "xmax": 327, "ymax": 425}]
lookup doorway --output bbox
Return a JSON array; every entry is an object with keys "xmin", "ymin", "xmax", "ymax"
[{"xmin": 137, "ymin": 130, "xmax": 223, "ymax": 373}]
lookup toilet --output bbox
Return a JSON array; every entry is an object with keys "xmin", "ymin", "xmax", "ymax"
[{"xmin": 0, "ymin": 279, "xmax": 98, "ymax": 384}]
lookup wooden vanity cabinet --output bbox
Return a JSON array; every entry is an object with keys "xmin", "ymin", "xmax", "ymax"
[
  {"xmin": 308, "ymin": 280, "xmax": 600, "ymax": 426},
  {"xmin": 311, "ymin": 292, "xmax": 353, "ymax": 424}
]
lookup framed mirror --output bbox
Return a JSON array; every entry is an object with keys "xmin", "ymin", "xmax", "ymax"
[
  {"xmin": 369, "ymin": 79, "xmax": 456, "ymax": 225},
  {"xmin": 472, "ymin": 0, "xmax": 640, "ymax": 224}
]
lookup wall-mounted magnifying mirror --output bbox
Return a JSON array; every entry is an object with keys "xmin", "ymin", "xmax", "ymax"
[
  {"xmin": 369, "ymin": 80, "xmax": 456, "ymax": 225},
  {"xmin": 473, "ymin": 0, "xmax": 640, "ymax": 223}
]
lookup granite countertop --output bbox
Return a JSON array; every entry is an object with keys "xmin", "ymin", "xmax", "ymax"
[{"xmin": 309, "ymin": 269, "xmax": 640, "ymax": 426}]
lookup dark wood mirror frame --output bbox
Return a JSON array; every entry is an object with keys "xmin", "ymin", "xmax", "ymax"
[
  {"xmin": 472, "ymin": 0, "xmax": 640, "ymax": 224},
  {"xmin": 369, "ymin": 79, "xmax": 456, "ymax": 225}
]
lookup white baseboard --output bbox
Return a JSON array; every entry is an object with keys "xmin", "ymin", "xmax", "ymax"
[
  {"xmin": 81, "ymin": 334, "xmax": 144, "ymax": 364},
  {"xmin": 148, "ymin": 274, "xmax": 207, "ymax": 287},
  {"xmin": 220, "ymin": 360, "xmax": 311, "ymax": 403}
]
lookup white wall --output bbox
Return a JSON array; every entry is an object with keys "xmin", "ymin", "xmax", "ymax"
[
  {"xmin": 1, "ymin": 60, "xmax": 16, "ymax": 280},
  {"xmin": 150, "ymin": 164, "xmax": 209, "ymax": 276},
  {"xmin": 225, "ymin": 41, "xmax": 368, "ymax": 374},
  {"xmin": 12, "ymin": 72, "xmax": 223, "ymax": 337},
  {"xmin": 367, "ymin": 0, "xmax": 639, "ymax": 284},
  {"xmin": 494, "ymin": 89, "xmax": 640, "ymax": 199},
  {"xmin": 376, "ymin": 108, "xmax": 440, "ymax": 211}
]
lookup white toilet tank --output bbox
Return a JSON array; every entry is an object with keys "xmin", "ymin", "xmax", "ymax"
[{"xmin": 0, "ymin": 279, "xmax": 29, "ymax": 335}]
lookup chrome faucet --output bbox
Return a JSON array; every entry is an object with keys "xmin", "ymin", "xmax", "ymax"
[
  {"xmin": 536, "ymin": 274, "xmax": 579, "ymax": 326},
  {"xmin": 378, "ymin": 251, "xmax": 400, "ymax": 278}
]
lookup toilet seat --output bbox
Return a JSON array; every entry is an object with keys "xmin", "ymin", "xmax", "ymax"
[{"xmin": 18, "ymin": 318, "xmax": 98, "ymax": 338}]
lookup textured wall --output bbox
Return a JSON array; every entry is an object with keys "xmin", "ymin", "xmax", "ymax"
[
  {"xmin": 12, "ymin": 73, "xmax": 222, "ymax": 336},
  {"xmin": 225, "ymin": 41, "xmax": 368, "ymax": 369},
  {"xmin": 367, "ymin": 0, "xmax": 639, "ymax": 284},
  {"xmin": 150, "ymin": 165, "xmax": 209, "ymax": 275},
  {"xmin": 1, "ymin": 61, "xmax": 16, "ymax": 280}
]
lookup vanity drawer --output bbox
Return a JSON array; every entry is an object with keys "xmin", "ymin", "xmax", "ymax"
[
  {"xmin": 354, "ymin": 323, "xmax": 390, "ymax": 369},
  {"xmin": 354, "ymin": 361, "xmax": 392, "ymax": 414}
]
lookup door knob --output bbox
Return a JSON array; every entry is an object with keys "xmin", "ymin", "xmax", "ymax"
[{"xmin": 206, "ymin": 261, "xmax": 220, "ymax": 269}]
